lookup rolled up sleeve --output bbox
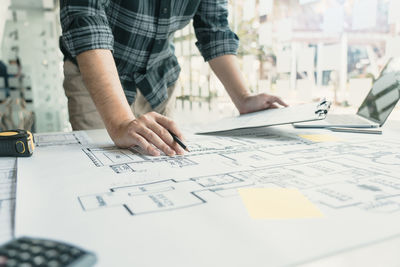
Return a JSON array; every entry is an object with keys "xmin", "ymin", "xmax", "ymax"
[
  {"xmin": 193, "ymin": 0, "xmax": 239, "ymax": 62},
  {"xmin": 60, "ymin": 0, "xmax": 114, "ymax": 58}
]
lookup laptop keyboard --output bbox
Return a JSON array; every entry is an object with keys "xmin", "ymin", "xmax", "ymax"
[{"xmin": 325, "ymin": 114, "xmax": 372, "ymax": 125}]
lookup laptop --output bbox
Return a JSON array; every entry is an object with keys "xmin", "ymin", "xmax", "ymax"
[{"xmin": 293, "ymin": 59, "xmax": 400, "ymax": 128}]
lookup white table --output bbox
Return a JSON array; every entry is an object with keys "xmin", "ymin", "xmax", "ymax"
[{"xmin": 6, "ymin": 121, "xmax": 400, "ymax": 266}]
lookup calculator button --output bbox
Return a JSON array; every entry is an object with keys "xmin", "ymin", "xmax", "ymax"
[
  {"xmin": 47, "ymin": 260, "xmax": 61, "ymax": 267},
  {"xmin": 5, "ymin": 258, "xmax": 18, "ymax": 267},
  {"xmin": 19, "ymin": 252, "xmax": 31, "ymax": 261},
  {"xmin": 19, "ymin": 243, "xmax": 30, "ymax": 251},
  {"xmin": 32, "ymin": 255, "xmax": 46, "ymax": 265},
  {"xmin": 43, "ymin": 241, "xmax": 56, "ymax": 248},
  {"xmin": 29, "ymin": 239, "xmax": 42, "ymax": 245},
  {"xmin": 5, "ymin": 249, "xmax": 17, "ymax": 258},
  {"xmin": 29, "ymin": 246, "xmax": 42, "ymax": 254},
  {"xmin": 70, "ymin": 247, "xmax": 82, "ymax": 256},
  {"xmin": 60, "ymin": 253, "xmax": 71, "ymax": 263},
  {"xmin": 56, "ymin": 244, "xmax": 69, "ymax": 252},
  {"xmin": 45, "ymin": 249, "xmax": 59, "ymax": 259},
  {"xmin": 19, "ymin": 263, "xmax": 33, "ymax": 267}
]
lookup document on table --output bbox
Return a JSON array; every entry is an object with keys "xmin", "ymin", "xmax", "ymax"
[
  {"xmin": 196, "ymin": 101, "xmax": 330, "ymax": 134},
  {"xmin": 0, "ymin": 158, "xmax": 17, "ymax": 245},
  {"xmin": 15, "ymin": 128, "xmax": 400, "ymax": 267},
  {"xmin": 0, "ymin": 131, "xmax": 91, "ymax": 244}
]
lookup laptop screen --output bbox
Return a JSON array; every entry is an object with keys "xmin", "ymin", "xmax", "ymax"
[{"xmin": 357, "ymin": 64, "xmax": 400, "ymax": 126}]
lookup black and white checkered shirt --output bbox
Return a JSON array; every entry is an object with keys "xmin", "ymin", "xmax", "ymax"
[{"xmin": 59, "ymin": 0, "xmax": 239, "ymax": 108}]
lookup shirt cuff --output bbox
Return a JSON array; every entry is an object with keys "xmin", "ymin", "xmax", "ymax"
[
  {"xmin": 196, "ymin": 33, "xmax": 239, "ymax": 62},
  {"xmin": 61, "ymin": 16, "xmax": 114, "ymax": 58}
]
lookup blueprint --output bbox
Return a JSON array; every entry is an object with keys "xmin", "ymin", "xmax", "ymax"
[
  {"xmin": 0, "ymin": 158, "xmax": 17, "ymax": 245},
  {"xmin": 15, "ymin": 127, "xmax": 400, "ymax": 267},
  {"xmin": 78, "ymin": 131, "xmax": 400, "ymax": 216},
  {"xmin": 34, "ymin": 131, "xmax": 90, "ymax": 147}
]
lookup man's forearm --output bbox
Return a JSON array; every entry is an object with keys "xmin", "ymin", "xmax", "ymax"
[
  {"xmin": 76, "ymin": 49, "xmax": 134, "ymax": 134},
  {"xmin": 209, "ymin": 54, "xmax": 287, "ymax": 114},
  {"xmin": 75, "ymin": 49, "xmax": 185, "ymax": 156},
  {"xmin": 208, "ymin": 55, "xmax": 250, "ymax": 113}
]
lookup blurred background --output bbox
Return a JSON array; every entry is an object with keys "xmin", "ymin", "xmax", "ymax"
[{"xmin": 0, "ymin": 0, "xmax": 399, "ymax": 133}]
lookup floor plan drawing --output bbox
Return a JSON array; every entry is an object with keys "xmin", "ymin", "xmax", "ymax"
[
  {"xmin": 15, "ymin": 128, "xmax": 400, "ymax": 267},
  {"xmin": 78, "ymin": 172, "xmax": 255, "ymax": 216},
  {"xmin": 82, "ymin": 134, "xmax": 311, "ymax": 174},
  {"xmin": 79, "ymin": 179, "xmax": 208, "ymax": 215},
  {"xmin": 77, "ymin": 135, "xmax": 400, "ymax": 216},
  {"xmin": 34, "ymin": 131, "xmax": 90, "ymax": 147}
]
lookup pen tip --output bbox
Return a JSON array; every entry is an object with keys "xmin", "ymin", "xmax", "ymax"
[{"xmin": 185, "ymin": 148, "xmax": 190, "ymax": 152}]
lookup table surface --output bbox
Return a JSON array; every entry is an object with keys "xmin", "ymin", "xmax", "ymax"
[
  {"xmin": 301, "ymin": 120, "xmax": 400, "ymax": 267},
  {"xmin": 4, "ymin": 120, "xmax": 400, "ymax": 267}
]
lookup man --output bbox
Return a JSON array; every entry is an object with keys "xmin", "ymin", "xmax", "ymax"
[{"xmin": 60, "ymin": 1, "xmax": 287, "ymax": 157}]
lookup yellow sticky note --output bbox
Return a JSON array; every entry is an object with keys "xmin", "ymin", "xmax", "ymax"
[
  {"xmin": 299, "ymin": 134, "xmax": 342, "ymax": 142},
  {"xmin": 238, "ymin": 188, "xmax": 323, "ymax": 219}
]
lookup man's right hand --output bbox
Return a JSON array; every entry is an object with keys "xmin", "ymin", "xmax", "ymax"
[
  {"xmin": 76, "ymin": 50, "xmax": 186, "ymax": 157},
  {"xmin": 109, "ymin": 111, "xmax": 186, "ymax": 157}
]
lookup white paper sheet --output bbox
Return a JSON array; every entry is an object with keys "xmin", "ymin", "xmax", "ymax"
[
  {"xmin": 0, "ymin": 158, "xmax": 17, "ymax": 245},
  {"xmin": 196, "ymin": 102, "xmax": 328, "ymax": 133},
  {"xmin": 15, "ymin": 127, "xmax": 400, "ymax": 267}
]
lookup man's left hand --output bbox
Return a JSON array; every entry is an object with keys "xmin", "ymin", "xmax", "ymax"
[{"xmin": 238, "ymin": 93, "xmax": 288, "ymax": 115}]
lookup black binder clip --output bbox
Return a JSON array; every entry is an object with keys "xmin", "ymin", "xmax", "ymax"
[{"xmin": 315, "ymin": 99, "xmax": 331, "ymax": 118}]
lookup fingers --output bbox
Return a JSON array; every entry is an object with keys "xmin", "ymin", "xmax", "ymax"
[
  {"xmin": 262, "ymin": 95, "xmax": 288, "ymax": 109},
  {"xmin": 137, "ymin": 125, "xmax": 177, "ymax": 157},
  {"xmin": 147, "ymin": 121, "xmax": 185, "ymax": 155},
  {"xmin": 153, "ymin": 114, "xmax": 186, "ymax": 155},
  {"xmin": 170, "ymin": 142, "xmax": 186, "ymax": 155},
  {"xmin": 273, "ymin": 96, "xmax": 289, "ymax": 107},
  {"xmin": 269, "ymin": 103, "xmax": 279, "ymax": 109},
  {"xmin": 131, "ymin": 132, "xmax": 160, "ymax": 156},
  {"xmin": 154, "ymin": 113, "xmax": 185, "ymax": 141},
  {"xmin": 129, "ymin": 112, "xmax": 186, "ymax": 157}
]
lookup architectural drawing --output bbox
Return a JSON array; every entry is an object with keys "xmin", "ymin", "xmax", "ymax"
[
  {"xmin": 34, "ymin": 131, "xmax": 90, "ymax": 147},
  {"xmin": 16, "ymin": 129, "xmax": 400, "ymax": 267},
  {"xmin": 82, "ymin": 134, "xmax": 309, "ymax": 171},
  {"xmin": 78, "ymin": 173, "xmax": 254, "ymax": 215},
  {"xmin": 78, "ymin": 136, "xmax": 400, "ymax": 216}
]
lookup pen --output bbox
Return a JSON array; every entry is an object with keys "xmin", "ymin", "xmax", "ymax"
[{"xmin": 168, "ymin": 130, "xmax": 190, "ymax": 152}]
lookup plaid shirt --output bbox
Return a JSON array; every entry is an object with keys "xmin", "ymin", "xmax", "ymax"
[{"xmin": 60, "ymin": 0, "xmax": 239, "ymax": 108}]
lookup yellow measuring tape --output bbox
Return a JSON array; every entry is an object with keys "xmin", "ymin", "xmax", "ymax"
[{"xmin": 0, "ymin": 129, "xmax": 35, "ymax": 157}]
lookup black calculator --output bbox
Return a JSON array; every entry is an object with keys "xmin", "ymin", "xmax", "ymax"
[{"xmin": 0, "ymin": 237, "xmax": 97, "ymax": 267}]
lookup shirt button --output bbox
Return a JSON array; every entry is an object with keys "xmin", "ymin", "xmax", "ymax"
[{"xmin": 163, "ymin": 7, "xmax": 168, "ymax": 14}]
